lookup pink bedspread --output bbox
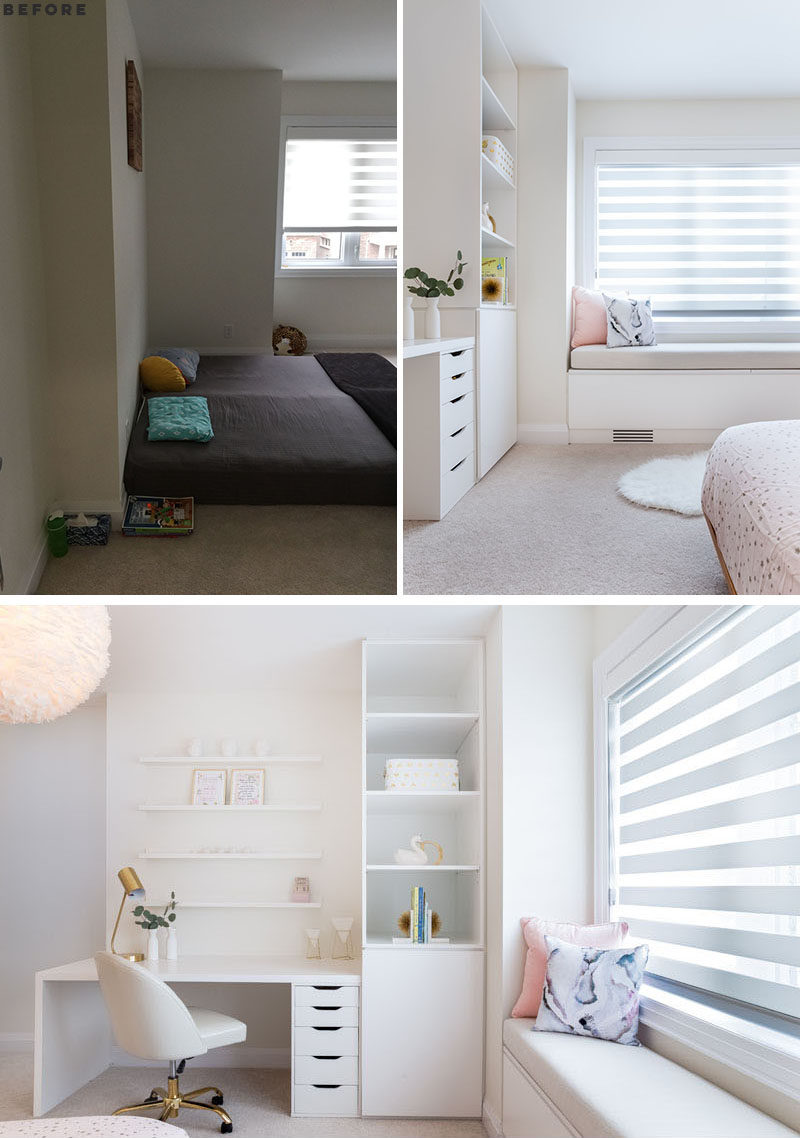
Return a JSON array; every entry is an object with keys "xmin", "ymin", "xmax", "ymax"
[{"xmin": 701, "ymin": 420, "xmax": 800, "ymax": 594}]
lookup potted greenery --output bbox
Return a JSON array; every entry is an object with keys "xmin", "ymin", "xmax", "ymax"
[
  {"xmin": 404, "ymin": 252, "xmax": 467, "ymax": 339},
  {"xmin": 134, "ymin": 891, "xmax": 178, "ymax": 962}
]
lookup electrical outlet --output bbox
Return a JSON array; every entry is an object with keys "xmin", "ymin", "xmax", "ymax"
[{"xmin": 223, "ymin": 323, "xmax": 234, "ymax": 340}]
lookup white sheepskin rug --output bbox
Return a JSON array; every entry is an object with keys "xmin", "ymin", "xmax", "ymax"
[{"xmin": 617, "ymin": 452, "xmax": 709, "ymax": 516}]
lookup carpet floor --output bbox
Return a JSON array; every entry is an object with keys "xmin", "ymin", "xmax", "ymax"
[
  {"xmin": 0, "ymin": 1055, "xmax": 486, "ymax": 1137},
  {"xmin": 36, "ymin": 506, "xmax": 396, "ymax": 595},
  {"xmin": 404, "ymin": 444, "xmax": 728, "ymax": 596}
]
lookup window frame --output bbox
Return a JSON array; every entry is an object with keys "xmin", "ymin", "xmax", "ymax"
[
  {"xmin": 593, "ymin": 604, "xmax": 800, "ymax": 1103},
  {"xmin": 582, "ymin": 135, "xmax": 800, "ymax": 340},
  {"xmin": 275, "ymin": 115, "xmax": 397, "ymax": 280}
]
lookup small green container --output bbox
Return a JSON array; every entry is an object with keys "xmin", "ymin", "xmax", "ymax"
[{"xmin": 46, "ymin": 514, "xmax": 68, "ymax": 558}]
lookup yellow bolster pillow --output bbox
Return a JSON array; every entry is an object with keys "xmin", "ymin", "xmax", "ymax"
[{"xmin": 140, "ymin": 355, "xmax": 186, "ymax": 392}]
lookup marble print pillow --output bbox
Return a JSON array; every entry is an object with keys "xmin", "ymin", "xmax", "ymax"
[
  {"xmin": 604, "ymin": 294, "xmax": 656, "ymax": 347},
  {"xmin": 534, "ymin": 934, "xmax": 649, "ymax": 1045}
]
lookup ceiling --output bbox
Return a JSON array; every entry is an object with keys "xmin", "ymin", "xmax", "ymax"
[
  {"xmin": 105, "ymin": 605, "xmax": 497, "ymax": 693},
  {"xmin": 484, "ymin": 0, "xmax": 800, "ymax": 100},
  {"xmin": 126, "ymin": 0, "xmax": 396, "ymax": 80}
]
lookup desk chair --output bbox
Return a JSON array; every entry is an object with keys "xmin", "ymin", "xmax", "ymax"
[{"xmin": 95, "ymin": 952, "xmax": 247, "ymax": 1133}]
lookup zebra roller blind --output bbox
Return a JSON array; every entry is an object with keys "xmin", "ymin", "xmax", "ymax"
[
  {"xmin": 595, "ymin": 154, "xmax": 800, "ymax": 316},
  {"xmin": 283, "ymin": 129, "xmax": 397, "ymax": 232},
  {"xmin": 609, "ymin": 606, "xmax": 800, "ymax": 1019}
]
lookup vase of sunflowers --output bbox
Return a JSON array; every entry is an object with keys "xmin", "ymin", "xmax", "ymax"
[{"xmin": 404, "ymin": 252, "xmax": 467, "ymax": 339}]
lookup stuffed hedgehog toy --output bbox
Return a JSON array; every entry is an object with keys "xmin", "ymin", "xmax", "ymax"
[{"xmin": 272, "ymin": 324, "xmax": 307, "ymax": 356}]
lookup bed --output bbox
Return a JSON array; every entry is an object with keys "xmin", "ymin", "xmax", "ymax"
[{"xmin": 123, "ymin": 353, "xmax": 396, "ymax": 506}]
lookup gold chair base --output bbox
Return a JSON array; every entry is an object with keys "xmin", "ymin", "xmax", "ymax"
[{"xmin": 113, "ymin": 1074, "xmax": 232, "ymax": 1129}]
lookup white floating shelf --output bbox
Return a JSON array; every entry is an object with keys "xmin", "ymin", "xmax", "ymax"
[
  {"xmin": 138, "ymin": 804, "xmax": 322, "ymax": 813},
  {"xmin": 481, "ymin": 227, "xmax": 514, "ymax": 253},
  {"xmin": 139, "ymin": 755, "xmax": 322, "ymax": 765},
  {"xmin": 138, "ymin": 851, "xmax": 323, "ymax": 860},
  {"xmin": 366, "ymin": 712, "xmax": 479, "ymax": 753},
  {"xmin": 481, "ymin": 152, "xmax": 515, "ymax": 191},
  {"xmin": 366, "ymin": 864, "xmax": 479, "ymax": 872},
  {"xmin": 481, "ymin": 75, "xmax": 516, "ymax": 131},
  {"xmin": 365, "ymin": 935, "xmax": 484, "ymax": 949},
  {"xmin": 148, "ymin": 900, "xmax": 323, "ymax": 910},
  {"xmin": 366, "ymin": 791, "xmax": 479, "ymax": 815}
]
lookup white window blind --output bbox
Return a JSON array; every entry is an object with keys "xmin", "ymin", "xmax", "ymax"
[
  {"xmin": 609, "ymin": 606, "xmax": 800, "ymax": 1021},
  {"xmin": 595, "ymin": 156, "xmax": 800, "ymax": 316},
  {"xmin": 283, "ymin": 129, "xmax": 397, "ymax": 232}
]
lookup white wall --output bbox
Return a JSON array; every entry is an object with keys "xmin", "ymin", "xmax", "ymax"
[
  {"xmin": 483, "ymin": 609, "xmax": 504, "ymax": 1132},
  {"xmin": 145, "ymin": 69, "xmax": 282, "ymax": 352},
  {"xmin": 105, "ymin": 688, "xmax": 361, "ymax": 1056},
  {"xmin": 516, "ymin": 69, "xmax": 576, "ymax": 442},
  {"xmin": 0, "ymin": 21, "xmax": 52, "ymax": 595},
  {"xmin": 0, "ymin": 701, "xmax": 106, "ymax": 1040},
  {"xmin": 273, "ymin": 81, "xmax": 396, "ymax": 350},
  {"xmin": 107, "ymin": 0, "xmax": 148, "ymax": 484}
]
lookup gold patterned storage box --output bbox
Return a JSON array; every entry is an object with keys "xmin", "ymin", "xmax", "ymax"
[
  {"xmin": 482, "ymin": 135, "xmax": 514, "ymax": 183},
  {"xmin": 384, "ymin": 758, "xmax": 460, "ymax": 791}
]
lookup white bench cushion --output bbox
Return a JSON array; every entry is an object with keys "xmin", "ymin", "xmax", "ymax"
[
  {"xmin": 504, "ymin": 1019, "xmax": 795, "ymax": 1138},
  {"xmin": 570, "ymin": 343, "xmax": 800, "ymax": 370},
  {"xmin": 0, "ymin": 1121, "xmax": 187, "ymax": 1136}
]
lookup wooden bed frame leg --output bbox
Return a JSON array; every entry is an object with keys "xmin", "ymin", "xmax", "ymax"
[{"xmin": 703, "ymin": 511, "xmax": 738, "ymax": 595}]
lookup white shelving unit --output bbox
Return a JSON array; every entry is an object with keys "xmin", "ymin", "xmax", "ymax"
[
  {"xmin": 480, "ymin": 7, "xmax": 517, "ymax": 295},
  {"xmin": 360, "ymin": 638, "xmax": 485, "ymax": 1118}
]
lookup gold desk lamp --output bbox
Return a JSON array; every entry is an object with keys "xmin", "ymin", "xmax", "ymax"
[{"xmin": 111, "ymin": 866, "xmax": 146, "ymax": 962}]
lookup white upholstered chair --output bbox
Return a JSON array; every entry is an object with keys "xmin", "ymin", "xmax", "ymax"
[{"xmin": 95, "ymin": 952, "xmax": 246, "ymax": 1134}]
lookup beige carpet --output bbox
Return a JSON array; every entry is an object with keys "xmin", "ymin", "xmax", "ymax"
[
  {"xmin": 404, "ymin": 444, "xmax": 728, "ymax": 596},
  {"xmin": 0, "ymin": 1055, "xmax": 486, "ymax": 1137},
  {"xmin": 36, "ymin": 506, "xmax": 396, "ymax": 595}
]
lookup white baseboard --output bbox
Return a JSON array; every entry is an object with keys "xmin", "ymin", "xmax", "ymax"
[
  {"xmin": 20, "ymin": 532, "xmax": 48, "ymax": 595},
  {"xmin": 517, "ymin": 423, "xmax": 569, "ymax": 445},
  {"xmin": 111, "ymin": 1045, "xmax": 289, "ymax": 1070},
  {"xmin": 195, "ymin": 338, "xmax": 391, "ymax": 355},
  {"xmin": 482, "ymin": 1096, "xmax": 503, "ymax": 1137},
  {"xmin": 194, "ymin": 346, "xmax": 271, "ymax": 356},
  {"xmin": 0, "ymin": 1033, "xmax": 34, "ymax": 1053},
  {"xmin": 568, "ymin": 428, "xmax": 720, "ymax": 444}
]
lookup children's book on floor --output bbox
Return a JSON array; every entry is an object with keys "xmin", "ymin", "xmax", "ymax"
[{"xmin": 122, "ymin": 495, "xmax": 194, "ymax": 536}]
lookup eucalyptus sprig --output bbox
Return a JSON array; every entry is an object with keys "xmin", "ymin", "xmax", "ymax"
[
  {"xmin": 404, "ymin": 251, "xmax": 467, "ymax": 298},
  {"xmin": 133, "ymin": 891, "xmax": 178, "ymax": 931}
]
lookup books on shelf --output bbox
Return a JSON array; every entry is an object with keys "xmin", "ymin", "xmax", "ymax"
[
  {"xmin": 404, "ymin": 884, "xmax": 451, "ymax": 945},
  {"xmin": 122, "ymin": 495, "xmax": 194, "ymax": 536},
  {"xmin": 481, "ymin": 256, "xmax": 508, "ymax": 305}
]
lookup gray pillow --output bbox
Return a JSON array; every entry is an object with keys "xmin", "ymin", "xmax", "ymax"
[
  {"xmin": 150, "ymin": 347, "xmax": 200, "ymax": 382},
  {"xmin": 603, "ymin": 294, "xmax": 656, "ymax": 348},
  {"xmin": 534, "ymin": 934, "xmax": 649, "ymax": 1046}
]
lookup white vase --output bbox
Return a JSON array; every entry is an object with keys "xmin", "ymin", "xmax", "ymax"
[
  {"xmin": 403, "ymin": 294, "xmax": 415, "ymax": 340},
  {"xmin": 166, "ymin": 927, "xmax": 178, "ymax": 961},
  {"xmin": 424, "ymin": 296, "xmax": 441, "ymax": 339},
  {"xmin": 147, "ymin": 929, "xmax": 159, "ymax": 962}
]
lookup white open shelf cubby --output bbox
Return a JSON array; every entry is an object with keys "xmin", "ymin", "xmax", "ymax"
[
  {"xmin": 362, "ymin": 639, "xmax": 485, "ymax": 950},
  {"xmin": 480, "ymin": 3, "xmax": 517, "ymax": 303}
]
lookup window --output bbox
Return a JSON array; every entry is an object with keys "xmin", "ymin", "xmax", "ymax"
[
  {"xmin": 602, "ymin": 606, "xmax": 800, "ymax": 1024},
  {"xmin": 279, "ymin": 125, "xmax": 397, "ymax": 274},
  {"xmin": 587, "ymin": 142, "xmax": 800, "ymax": 328}
]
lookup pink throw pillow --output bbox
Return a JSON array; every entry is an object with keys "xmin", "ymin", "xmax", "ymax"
[
  {"xmin": 571, "ymin": 285, "xmax": 608, "ymax": 348},
  {"xmin": 511, "ymin": 917, "xmax": 629, "ymax": 1018}
]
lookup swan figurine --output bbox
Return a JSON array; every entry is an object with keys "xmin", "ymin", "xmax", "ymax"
[{"xmin": 394, "ymin": 834, "xmax": 444, "ymax": 866}]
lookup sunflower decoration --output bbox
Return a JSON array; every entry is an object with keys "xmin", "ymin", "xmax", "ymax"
[{"xmin": 482, "ymin": 276, "xmax": 503, "ymax": 303}]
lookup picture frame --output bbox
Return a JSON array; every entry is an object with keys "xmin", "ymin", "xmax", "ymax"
[
  {"xmin": 126, "ymin": 60, "xmax": 143, "ymax": 171},
  {"xmin": 191, "ymin": 768, "xmax": 226, "ymax": 806},
  {"xmin": 229, "ymin": 768, "xmax": 265, "ymax": 807}
]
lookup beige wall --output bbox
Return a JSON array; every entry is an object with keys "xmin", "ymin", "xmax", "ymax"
[
  {"xmin": 29, "ymin": 2, "xmax": 121, "ymax": 511},
  {"xmin": 107, "ymin": 0, "xmax": 148, "ymax": 481},
  {"xmin": 0, "ymin": 701, "xmax": 106, "ymax": 1037},
  {"xmin": 145, "ymin": 68, "xmax": 282, "ymax": 351},
  {"xmin": 516, "ymin": 69, "xmax": 575, "ymax": 440},
  {"xmin": 273, "ymin": 81, "xmax": 396, "ymax": 349},
  {"xmin": 0, "ymin": 22, "xmax": 52, "ymax": 595}
]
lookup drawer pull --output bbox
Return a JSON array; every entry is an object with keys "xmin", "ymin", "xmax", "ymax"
[
  {"xmin": 312, "ymin": 1006, "xmax": 342, "ymax": 1012},
  {"xmin": 312, "ymin": 1055, "xmax": 340, "ymax": 1060},
  {"xmin": 312, "ymin": 985, "xmax": 340, "ymax": 991},
  {"xmin": 449, "ymin": 350, "xmax": 465, "ymax": 357},
  {"xmin": 449, "ymin": 371, "xmax": 466, "ymax": 381},
  {"xmin": 450, "ymin": 394, "xmax": 466, "ymax": 405},
  {"xmin": 450, "ymin": 457, "xmax": 467, "ymax": 473},
  {"xmin": 311, "ymin": 1026, "xmax": 341, "ymax": 1032},
  {"xmin": 450, "ymin": 425, "xmax": 467, "ymax": 439},
  {"xmin": 312, "ymin": 1084, "xmax": 341, "ymax": 1089}
]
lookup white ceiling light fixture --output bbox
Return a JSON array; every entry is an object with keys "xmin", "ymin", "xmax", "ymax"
[{"xmin": 0, "ymin": 606, "xmax": 111, "ymax": 725}]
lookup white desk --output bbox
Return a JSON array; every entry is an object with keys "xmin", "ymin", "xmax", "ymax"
[{"xmin": 35, "ymin": 955, "xmax": 361, "ymax": 1119}]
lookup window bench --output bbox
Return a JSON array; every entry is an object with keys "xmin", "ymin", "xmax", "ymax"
[
  {"xmin": 502, "ymin": 1019, "xmax": 796, "ymax": 1138},
  {"xmin": 567, "ymin": 343, "xmax": 800, "ymax": 444}
]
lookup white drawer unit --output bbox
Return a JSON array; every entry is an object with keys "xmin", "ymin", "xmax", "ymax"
[
  {"xmin": 404, "ymin": 336, "xmax": 478, "ymax": 520},
  {"xmin": 292, "ymin": 982, "xmax": 360, "ymax": 1118}
]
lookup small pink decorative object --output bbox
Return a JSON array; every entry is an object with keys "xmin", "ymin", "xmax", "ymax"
[
  {"xmin": 511, "ymin": 916, "xmax": 629, "ymax": 1018},
  {"xmin": 571, "ymin": 285, "xmax": 608, "ymax": 348},
  {"xmin": 291, "ymin": 875, "xmax": 311, "ymax": 903}
]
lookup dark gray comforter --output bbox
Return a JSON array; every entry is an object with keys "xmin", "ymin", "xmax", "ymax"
[{"xmin": 123, "ymin": 354, "xmax": 396, "ymax": 506}]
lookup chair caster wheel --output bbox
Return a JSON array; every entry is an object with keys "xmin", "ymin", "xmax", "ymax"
[
  {"xmin": 220, "ymin": 1124, "xmax": 232, "ymax": 1134},
  {"xmin": 212, "ymin": 1094, "xmax": 224, "ymax": 1106}
]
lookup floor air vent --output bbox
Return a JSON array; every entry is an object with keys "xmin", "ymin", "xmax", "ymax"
[{"xmin": 613, "ymin": 428, "xmax": 654, "ymax": 443}]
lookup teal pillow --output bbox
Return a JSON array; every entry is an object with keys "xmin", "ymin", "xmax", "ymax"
[{"xmin": 147, "ymin": 396, "xmax": 214, "ymax": 442}]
